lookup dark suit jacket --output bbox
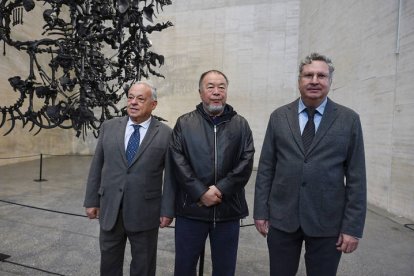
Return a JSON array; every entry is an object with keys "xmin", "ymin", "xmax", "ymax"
[
  {"xmin": 84, "ymin": 116, "xmax": 172, "ymax": 232},
  {"xmin": 254, "ymin": 98, "xmax": 366, "ymax": 238}
]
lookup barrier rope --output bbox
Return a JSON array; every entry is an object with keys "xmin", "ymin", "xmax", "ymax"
[
  {"xmin": 0, "ymin": 258, "xmax": 66, "ymax": 276},
  {"xmin": 404, "ymin": 224, "xmax": 414, "ymax": 231},
  {"xmin": 0, "ymin": 199, "xmax": 87, "ymax": 218}
]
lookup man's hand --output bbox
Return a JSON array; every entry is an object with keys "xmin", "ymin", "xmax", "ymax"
[
  {"xmin": 199, "ymin": 185, "xmax": 222, "ymax": 207},
  {"xmin": 254, "ymin": 219, "xmax": 269, "ymax": 237},
  {"xmin": 85, "ymin": 207, "xmax": 100, "ymax": 219},
  {"xmin": 336, "ymin": 233, "xmax": 359, "ymax": 253},
  {"xmin": 160, "ymin": 216, "xmax": 173, "ymax": 228}
]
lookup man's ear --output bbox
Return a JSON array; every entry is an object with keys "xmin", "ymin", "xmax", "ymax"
[{"xmin": 151, "ymin": 100, "xmax": 158, "ymax": 110}]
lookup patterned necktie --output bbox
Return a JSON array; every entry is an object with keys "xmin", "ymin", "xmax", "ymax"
[
  {"xmin": 302, "ymin": 108, "xmax": 316, "ymax": 153},
  {"xmin": 126, "ymin": 125, "xmax": 141, "ymax": 165}
]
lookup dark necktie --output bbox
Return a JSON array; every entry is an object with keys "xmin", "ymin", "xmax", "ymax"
[
  {"xmin": 302, "ymin": 108, "xmax": 316, "ymax": 153},
  {"xmin": 126, "ymin": 125, "xmax": 141, "ymax": 165}
]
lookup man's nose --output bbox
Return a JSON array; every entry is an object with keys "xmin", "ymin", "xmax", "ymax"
[
  {"xmin": 212, "ymin": 87, "xmax": 220, "ymax": 94},
  {"xmin": 310, "ymin": 75, "xmax": 319, "ymax": 82}
]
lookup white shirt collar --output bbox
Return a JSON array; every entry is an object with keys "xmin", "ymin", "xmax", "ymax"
[{"xmin": 127, "ymin": 116, "xmax": 152, "ymax": 129}]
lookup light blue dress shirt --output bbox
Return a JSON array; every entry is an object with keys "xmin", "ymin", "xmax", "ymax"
[{"xmin": 298, "ymin": 97, "xmax": 327, "ymax": 134}]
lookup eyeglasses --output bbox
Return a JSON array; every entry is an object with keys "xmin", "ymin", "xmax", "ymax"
[
  {"xmin": 128, "ymin": 95, "xmax": 149, "ymax": 103},
  {"xmin": 300, "ymin": 73, "xmax": 329, "ymax": 80}
]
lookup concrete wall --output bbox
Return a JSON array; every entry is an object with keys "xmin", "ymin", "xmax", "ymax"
[{"xmin": 298, "ymin": 0, "xmax": 414, "ymax": 220}]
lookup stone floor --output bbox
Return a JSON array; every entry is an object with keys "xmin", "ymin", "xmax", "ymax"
[{"xmin": 0, "ymin": 155, "xmax": 413, "ymax": 275}]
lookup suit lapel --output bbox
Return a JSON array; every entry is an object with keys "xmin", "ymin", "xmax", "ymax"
[
  {"xmin": 306, "ymin": 98, "xmax": 339, "ymax": 155},
  {"xmin": 117, "ymin": 117, "xmax": 129, "ymax": 165},
  {"xmin": 286, "ymin": 99, "xmax": 305, "ymax": 153}
]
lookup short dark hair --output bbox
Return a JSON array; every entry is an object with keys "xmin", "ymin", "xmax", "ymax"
[{"xmin": 198, "ymin": 70, "xmax": 229, "ymax": 90}]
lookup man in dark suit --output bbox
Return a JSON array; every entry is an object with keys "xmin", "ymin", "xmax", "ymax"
[
  {"xmin": 83, "ymin": 81, "xmax": 172, "ymax": 276},
  {"xmin": 254, "ymin": 53, "xmax": 366, "ymax": 276}
]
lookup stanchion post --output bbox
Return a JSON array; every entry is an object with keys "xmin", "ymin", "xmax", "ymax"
[{"xmin": 34, "ymin": 153, "xmax": 47, "ymax": 182}]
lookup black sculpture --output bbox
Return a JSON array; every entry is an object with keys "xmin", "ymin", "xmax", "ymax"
[{"xmin": 0, "ymin": 0, "xmax": 173, "ymax": 138}]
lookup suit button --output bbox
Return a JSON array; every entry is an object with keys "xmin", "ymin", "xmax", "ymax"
[
  {"xmin": 119, "ymin": 188, "xmax": 123, "ymax": 192},
  {"xmin": 304, "ymin": 159, "xmax": 308, "ymax": 163},
  {"xmin": 301, "ymin": 182, "xmax": 306, "ymax": 187}
]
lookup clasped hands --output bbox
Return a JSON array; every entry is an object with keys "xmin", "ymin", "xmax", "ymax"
[
  {"xmin": 161, "ymin": 185, "xmax": 222, "ymax": 229},
  {"xmin": 198, "ymin": 185, "xmax": 222, "ymax": 207}
]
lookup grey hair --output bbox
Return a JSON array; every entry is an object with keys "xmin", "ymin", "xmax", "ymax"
[
  {"xmin": 298, "ymin": 53, "xmax": 335, "ymax": 82},
  {"xmin": 128, "ymin": 80, "xmax": 158, "ymax": 100}
]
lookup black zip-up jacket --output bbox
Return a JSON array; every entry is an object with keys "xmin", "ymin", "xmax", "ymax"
[{"xmin": 165, "ymin": 103, "xmax": 255, "ymax": 222}]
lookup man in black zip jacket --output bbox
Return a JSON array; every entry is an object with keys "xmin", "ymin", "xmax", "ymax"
[{"xmin": 161, "ymin": 70, "xmax": 255, "ymax": 276}]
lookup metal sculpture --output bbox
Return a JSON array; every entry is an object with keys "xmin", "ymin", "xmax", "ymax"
[{"xmin": 0, "ymin": 0, "xmax": 173, "ymax": 138}]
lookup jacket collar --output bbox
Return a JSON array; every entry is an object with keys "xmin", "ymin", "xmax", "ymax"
[{"xmin": 196, "ymin": 103, "xmax": 237, "ymax": 125}]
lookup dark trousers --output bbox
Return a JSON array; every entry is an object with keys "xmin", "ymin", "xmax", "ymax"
[
  {"xmin": 267, "ymin": 227, "xmax": 342, "ymax": 276},
  {"xmin": 99, "ymin": 213, "xmax": 159, "ymax": 276},
  {"xmin": 174, "ymin": 216, "xmax": 240, "ymax": 276}
]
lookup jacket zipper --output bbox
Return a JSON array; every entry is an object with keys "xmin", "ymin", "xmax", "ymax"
[
  {"xmin": 213, "ymin": 124, "xmax": 217, "ymax": 228},
  {"xmin": 212, "ymin": 119, "xmax": 231, "ymax": 227}
]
